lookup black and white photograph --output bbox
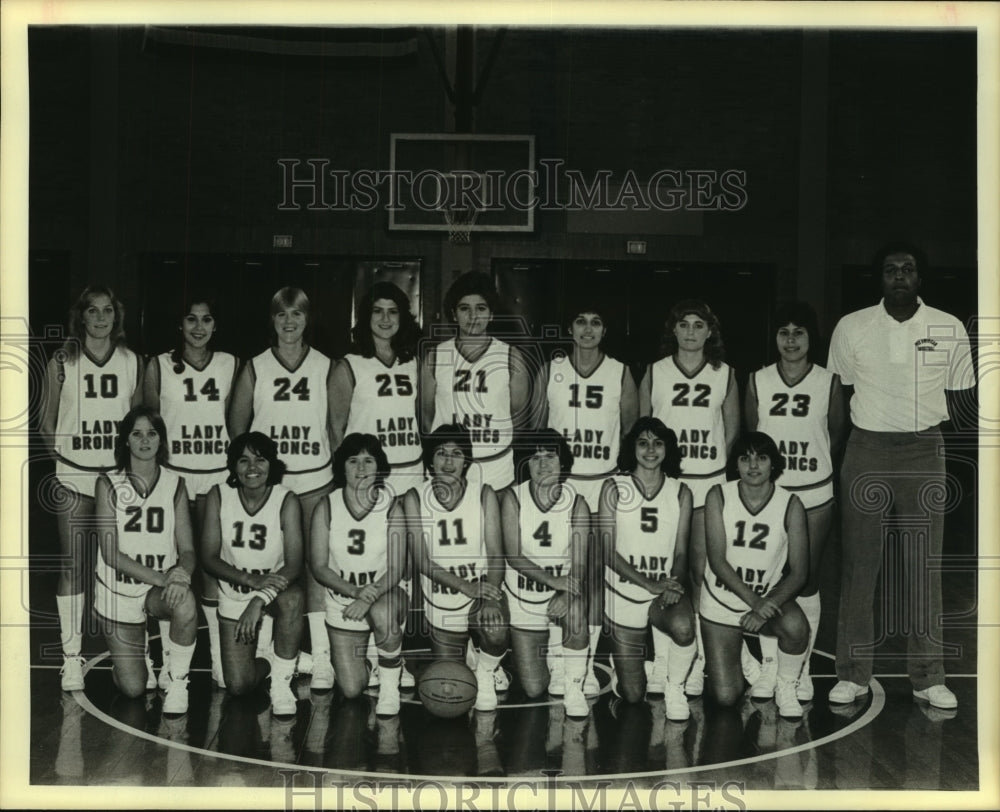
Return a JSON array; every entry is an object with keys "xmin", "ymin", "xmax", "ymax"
[{"xmin": 2, "ymin": 1, "xmax": 998, "ymax": 809}]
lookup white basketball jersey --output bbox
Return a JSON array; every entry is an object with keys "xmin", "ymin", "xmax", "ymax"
[
  {"xmin": 54, "ymin": 346, "xmax": 140, "ymax": 472},
  {"xmin": 604, "ymin": 474, "xmax": 682, "ymax": 604},
  {"xmin": 342, "ymin": 354, "xmax": 421, "ymax": 467},
  {"xmin": 431, "ymin": 337, "xmax": 513, "ymax": 459},
  {"xmin": 217, "ymin": 483, "xmax": 289, "ymax": 602},
  {"xmin": 419, "ymin": 479, "xmax": 488, "ymax": 612},
  {"xmin": 546, "ymin": 353, "xmax": 624, "ymax": 476},
  {"xmin": 703, "ymin": 480, "xmax": 792, "ymax": 612},
  {"xmin": 648, "ymin": 357, "xmax": 730, "ymax": 478},
  {"xmin": 324, "ymin": 488, "xmax": 396, "ymax": 597},
  {"xmin": 157, "ymin": 351, "xmax": 236, "ymax": 474},
  {"xmin": 752, "ymin": 363, "xmax": 834, "ymax": 492},
  {"xmin": 251, "ymin": 347, "xmax": 332, "ymax": 477},
  {"xmin": 504, "ymin": 481, "xmax": 575, "ymax": 605},
  {"xmin": 96, "ymin": 468, "xmax": 180, "ymax": 598}
]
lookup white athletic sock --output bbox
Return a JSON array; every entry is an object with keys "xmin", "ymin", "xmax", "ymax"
[
  {"xmin": 256, "ymin": 614, "xmax": 275, "ymax": 659},
  {"xmin": 548, "ymin": 625, "xmax": 563, "ymax": 668},
  {"xmin": 693, "ymin": 614, "xmax": 705, "ymax": 663},
  {"xmin": 307, "ymin": 612, "xmax": 330, "ymax": 660},
  {"xmin": 158, "ymin": 619, "xmax": 172, "ymax": 661},
  {"xmin": 57, "ymin": 593, "xmax": 84, "ymax": 656},
  {"xmin": 588, "ymin": 625, "xmax": 601, "ymax": 656},
  {"xmin": 476, "ymin": 649, "xmax": 503, "ymax": 673},
  {"xmin": 759, "ymin": 632, "xmax": 779, "ymax": 665},
  {"xmin": 666, "ymin": 639, "xmax": 697, "ymax": 685},
  {"xmin": 797, "ymin": 593, "xmax": 821, "ymax": 658},
  {"xmin": 168, "ymin": 640, "xmax": 196, "ymax": 681},
  {"xmin": 204, "ymin": 604, "xmax": 223, "ymax": 672},
  {"xmin": 270, "ymin": 652, "xmax": 297, "ymax": 682},
  {"xmin": 367, "ymin": 634, "xmax": 379, "ymax": 670},
  {"xmin": 776, "ymin": 646, "xmax": 806, "ymax": 683},
  {"xmin": 651, "ymin": 625, "xmax": 671, "ymax": 664}
]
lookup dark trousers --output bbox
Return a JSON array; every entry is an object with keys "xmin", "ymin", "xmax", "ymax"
[{"xmin": 836, "ymin": 427, "xmax": 947, "ymax": 690}]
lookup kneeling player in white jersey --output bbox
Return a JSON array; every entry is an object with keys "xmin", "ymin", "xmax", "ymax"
[
  {"xmin": 501, "ymin": 429, "xmax": 591, "ymax": 716},
  {"xmin": 201, "ymin": 432, "xmax": 305, "ymax": 715},
  {"xmin": 309, "ymin": 433, "xmax": 409, "ymax": 715},
  {"xmin": 405, "ymin": 424, "xmax": 510, "ymax": 711},
  {"xmin": 701, "ymin": 432, "xmax": 810, "ymax": 718},
  {"xmin": 94, "ymin": 407, "xmax": 197, "ymax": 714},
  {"xmin": 743, "ymin": 301, "xmax": 846, "ymax": 701},
  {"xmin": 599, "ymin": 417, "xmax": 697, "ymax": 721}
]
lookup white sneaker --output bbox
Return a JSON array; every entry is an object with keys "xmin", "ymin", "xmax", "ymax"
[
  {"xmin": 828, "ymin": 680, "xmax": 869, "ymax": 704},
  {"xmin": 684, "ymin": 656, "xmax": 705, "ymax": 697},
  {"xmin": 158, "ymin": 663, "xmax": 172, "ymax": 691},
  {"xmin": 400, "ymin": 661, "xmax": 415, "ymax": 689},
  {"xmin": 310, "ymin": 656, "xmax": 335, "ymax": 690},
  {"xmin": 645, "ymin": 659, "xmax": 667, "ymax": 695},
  {"xmin": 376, "ymin": 669, "xmax": 402, "ymax": 716},
  {"xmin": 270, "ymin": 673, "xmax": 297, "ymax": 716},
  {"xmin": 562, "ymin": 678, "xmax": 589, "ymax": 718},
  {"xmin": 749, "ymin": 656, "xmax": 777, "ymax": 699},
  {"xmin": 162, "ymin": 675, "xmax": 190, "ymax": 714},
  {"xmin": 741, "ymin": 643, "xmax": 762, "ymax": 685},
  {"xmin": 774, "ymin": 677, "xmax": 803, "ymax": 719},
  {"xmin": 912, "ymin": 684, "xmax": 958, "ymax": 710},
  {"xmin": 145, "ymin": 655, "xmax": 157, "ymax": 691},
  {"xmin": 295, "ymin": 651, "xmax": 313, "ymax": 675},
  {"xmin": 493, "ymin": 666, "xmax": 510, "ymax": 692},
  {"xmin": 664, "ymin": 682, "xmax": 690, "ymax": 722},
  {"xmin": 475, "ymin": 667, "xmax": 498, "ymax": 711},
  {"xmin": 549, "ymin": 660, "xmax": 566, "ymax": 695},
  {"xmin": 583, "ymin": 666, "xmax": 601, "ymax": 696},
  {"xmin": 60, "ymin": 656, "xmax": 86, "ymax": 692}
]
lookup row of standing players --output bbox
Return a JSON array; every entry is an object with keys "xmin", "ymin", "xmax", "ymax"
[{"xmin": 37, "ymin": 265, "xmax": 950, "ymax": 723}]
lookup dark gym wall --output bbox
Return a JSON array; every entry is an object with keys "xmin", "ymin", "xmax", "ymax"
[{"xmin": 28, "ymin": 26, "xmax": 977, "ymax": 349}]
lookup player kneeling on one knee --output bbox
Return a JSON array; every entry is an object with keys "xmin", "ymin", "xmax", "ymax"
[
  {"xmin": 201, "ymin": 432, "xmax": 305, "ymax": 715},
  {"xmin": 309, "ymin": 433, "xmax": 409, "ymax": 715},
  {"xmin": 94, "ymin": 406, "xmax": 198, "ymax": 714},
  {"xmin": 700, "ymin": 431, "xmax": 809, "ymax": 717},
  {"xmin": 405, "ymin": 424, "xmax": 511, "ymax": 712},
  {"xmin": 501, "ymin": 429, "xmax": 592, "ymax": 717},
  {"xmin": 599, "ymin": 417, "xmax": 697, "ymax": 720}
]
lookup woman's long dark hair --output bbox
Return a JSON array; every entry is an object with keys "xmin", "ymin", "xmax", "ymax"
[{"xmin": 351, "ymin": 282, "xmax": 422, "ymax": 363}]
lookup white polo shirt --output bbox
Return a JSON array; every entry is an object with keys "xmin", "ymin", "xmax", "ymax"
[{"xmin": 827, "ymin": 298, "xmax": 974, "ymax": 432}]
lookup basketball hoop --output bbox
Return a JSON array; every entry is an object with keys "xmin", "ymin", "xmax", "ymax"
[{"xmin": 442, "ymin": 204, "xmax": 480, "ymax": 244}]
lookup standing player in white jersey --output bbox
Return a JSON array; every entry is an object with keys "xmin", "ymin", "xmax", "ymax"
[
  {"xmin": 229, "ymin": 287, "xmax": 336, "ymax": 689},
  {"xmin": 39, "ymin": 285, "xmax": 144, "ymax": 692},
  {"xmin": 501, "ymin": 429, "xmax": 591, "ymax": 716},
  {"xmin": 404, "ymin": 424, "xmax": 510, "ymax": 711},
  {"xmin": 144, "ymin": 296, "xmax": 238, "ymax": 688},
  {"xmin": 309, "ymin": 433, "xmax": 409, "ymax": 715},
  {"xmin": 420, "ymin": 271, "xmax": 532, "ymax": 491},
  {"xmin": 701, "ymin": 432, "xmax": 810, "ymax": 718},
  {"xmin": 598, "ymin": 417, "xmax": 696, "ymax": 721},
  {"xmin": 639, "ymin": 299, "xmax": 740, "ymax": 695},
  {"xmin": 743, "ymin": 301, "xmax": 846, "ymax": 701},
  {"xmin": 538, "ymin": 303, "xmax": 639, "ymax": 695},
  {"xmin": 328, "ymin": 282, "xmax": 421, "ymax": 687},
  {"xmin": 93, "ymin": 407, "xmax": 197, "ymax": 714},
  {"xmin": 201, "ymin": 432, "xmax": 305, "ymax": 715}
]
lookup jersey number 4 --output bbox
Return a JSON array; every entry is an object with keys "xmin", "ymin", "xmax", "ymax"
[
  {"xmin": 273, "ymin": 377, "xmax": 310, "ymax": 401},
  {"xmin": 769, "ymin": 393, "xmax": 810, "ymax": 417}
]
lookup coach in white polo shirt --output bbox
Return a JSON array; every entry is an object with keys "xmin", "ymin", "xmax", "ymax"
[{"xmin": 826, "ymin": 242, "xmax": 976, "ymax": 711}]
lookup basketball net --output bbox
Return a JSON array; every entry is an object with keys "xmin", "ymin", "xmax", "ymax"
[{"xmin": 442, "ymin": 203, "xmax": 480, "ymax": 244}]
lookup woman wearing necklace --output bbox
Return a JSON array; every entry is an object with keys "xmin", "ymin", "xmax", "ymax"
[
  {"xmin": 230, "ymin": 286, "xmax": 336, "ymax": 689},
  {"xmin": 500, "ymin": 429, "xmax": 591, "ymax": 717},
  {"xmin": 638, "ymin": 299, "xmax": 740, "ymax": 697},
  {"xmin": 200, "ymin": 431, "xmax": 304, "ymax": 715},
  {"xmin": 309, "ymin": 433, "xmax": 408, "ymax": 715},
  {"xmin": 93, "ymin": 406, "xmax": 197, "ymax": 714},
  {"xmin": 40, "ymin": 285, "xmax": 144, "ymax": 692},
  {"xmin": 742, "ymin": 301, "xmax": 845, "ymax": 702},
  {"xmin": 599, "ymin": 417, "xmax": 696, "ymax": 722},
  {"xmin": 700, "ymin": 431, "xmax": 809, "ymax": 719},
  {"xmin": 405, "ymin": 423, "xmax": 510, "ymax": 711},
  {"xmin": 145, "ymin": 295, "xmax": 238, "ymax": 688},
  {"xmin": 539, "ymin": 302, "xmax": 639, "ymax": 696}
]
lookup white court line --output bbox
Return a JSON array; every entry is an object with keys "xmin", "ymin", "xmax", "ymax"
[{"xmin": 53, "ymin": 646, "xmax": 895, "ymax": 785}]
